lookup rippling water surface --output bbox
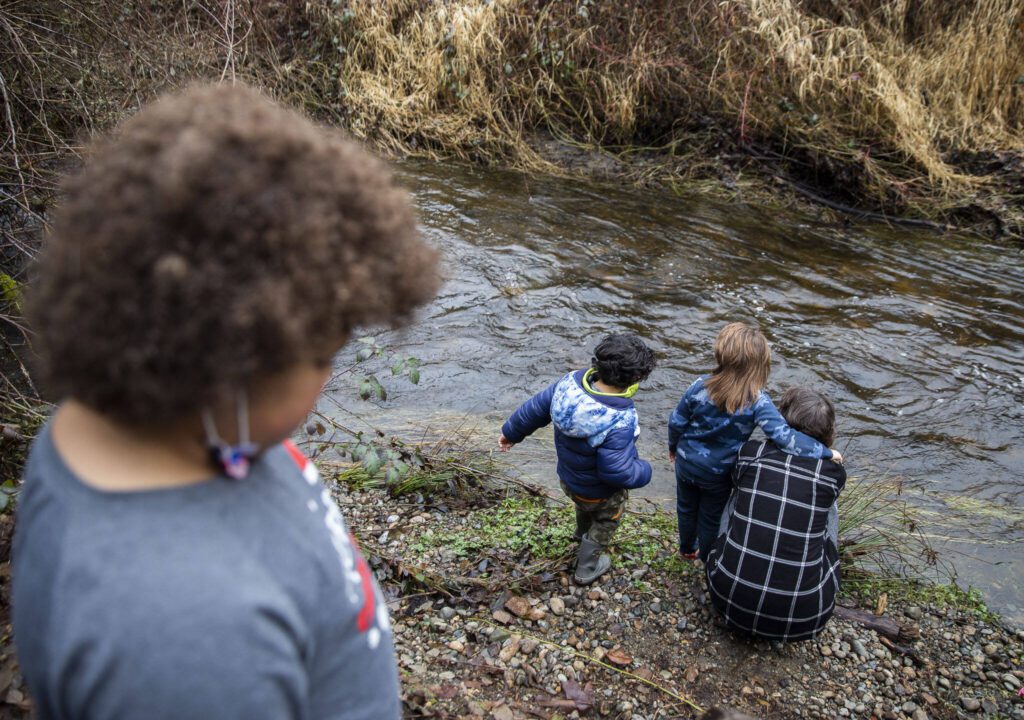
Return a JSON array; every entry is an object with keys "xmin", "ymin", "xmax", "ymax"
[{"xmin": 326, "ymin": 160, "xmax": 1024, "ymax": 622}]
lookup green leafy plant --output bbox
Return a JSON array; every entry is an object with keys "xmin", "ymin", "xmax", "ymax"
[
  {"xmin": 0, "ymin": 273, "xmax": 22, "ymax": 312},
  {"xmin": 0, "ymin": 480, "xmax": 20, "ymax": 514},
  {"xmin": 352, "ymin": 336, "xmax": 420, "ymax": 401}
]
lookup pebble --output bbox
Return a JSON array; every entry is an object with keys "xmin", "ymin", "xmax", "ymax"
[
  {"xmin": 549, "ymin": 597, "xmax": 566, "ymax": 616},
  {"xmin": 960, "ymin": 697, "xmax": 981, "ymax": 712},
  {"xmin": 335, "ymin": 479, "xmax": 1024, "ymax": 720}
]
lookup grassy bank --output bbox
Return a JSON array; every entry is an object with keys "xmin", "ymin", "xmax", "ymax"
[{"xmin": 323, "ymin": 435, "xmax": 987, "ymax": 617}]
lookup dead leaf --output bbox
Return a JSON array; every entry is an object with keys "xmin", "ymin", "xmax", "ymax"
[
  {"xmin": 562, "ymin": 679, "xmax": 594, "ymax": 712},
  {"xmin": 685, "ymin": 664, "xmax": 699, "ymax": 683},
  {"xmin": 490, "ymin": 703, "xmax": 515, "ymax": 720},
  {"xmin": 605, "ymin": 647, "xmax": 632, "ymax": 666},
  {"xmin": 436, "ymin": 684, "xmax": 458, "ymax": 700},
  {"xmin": 875, "ymin": 592, "xmax": 888, "ymax": 616}
]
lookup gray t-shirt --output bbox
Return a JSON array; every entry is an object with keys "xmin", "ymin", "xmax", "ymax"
[{"xmin": 12, "ymin": 422, "xmax": 400, "ymax": 720}]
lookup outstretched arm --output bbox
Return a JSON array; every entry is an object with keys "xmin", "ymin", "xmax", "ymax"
[
  {"xmin": 752, "ymin": 393, "xmax": 833, "ymax": 459},
  {"xmin": 499, "ymin": 381, "xmax": 558, "ymax": 449}
]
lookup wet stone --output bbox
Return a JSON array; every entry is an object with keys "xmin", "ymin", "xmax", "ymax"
[{"xmin": 960, "ymin": 697, "xmax": 981, "ymax": 712}]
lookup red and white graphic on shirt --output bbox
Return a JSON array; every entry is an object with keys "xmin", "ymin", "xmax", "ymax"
[{"xmin": 283, "ymin": 440, "xmax": 390, "ymax": 649}]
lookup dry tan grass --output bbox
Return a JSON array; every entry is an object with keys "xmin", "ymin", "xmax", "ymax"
[
  {"xmin": 717, "ymin": 0, "xmax": 1023, "ymax": 199},
  {"xmin": 1, "ymin": 0, "xmax": 1021, "ymax": 237},
  {"xmin": 274, "ymin": 0, "xmax": 1022, "ymax": 222}
]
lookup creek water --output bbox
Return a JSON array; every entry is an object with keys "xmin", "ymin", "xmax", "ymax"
[{"xmin": 323, "ymin": 159, "xmax": 1024, "ymax": 624}]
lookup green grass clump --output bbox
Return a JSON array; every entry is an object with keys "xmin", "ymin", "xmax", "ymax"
[
  {"xmin": 838, "ymin": 474, "xmax": 945, "ymax": 583},
  {"xmin": 329, "ymin": 431, "xmax": 505, "ymax": 504},
  {"xmin": 412, "ymin": 495, "xmax": 576, "ymax": 560},
  {"xmin": 412, "ymin": 495, "xmax": 693, "ymax": 578}
]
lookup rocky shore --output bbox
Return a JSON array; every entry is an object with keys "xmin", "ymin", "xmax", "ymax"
[
  {"xmin": 0, "ymin": 473, "xmax": 1020, "ymax": 719},
  {"xmin": 334, "ymin": 479, "xmax": 1024, "ymax": 720}
]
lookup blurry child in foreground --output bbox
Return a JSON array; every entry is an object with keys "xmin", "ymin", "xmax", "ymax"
[
  {"xmin": 13, "ymin": 83, "xmax": 439, "ymax": 719},
  {"xmin": 499, "ymin": 334, "xmax": 656, "ymax": 585},
  {"xmin": 668, "ymin": 322, "xmax": 840, "ymax": 562}
]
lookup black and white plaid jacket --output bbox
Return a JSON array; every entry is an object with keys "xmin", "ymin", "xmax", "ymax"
[{"xmin": 705, "ymin": 439, "xmax": 846, "ymax": 641}]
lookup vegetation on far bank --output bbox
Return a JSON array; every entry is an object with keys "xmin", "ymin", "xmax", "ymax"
[{"xmin": 0, "ymin": 0, "xmax": 1022, "ymax": 266}]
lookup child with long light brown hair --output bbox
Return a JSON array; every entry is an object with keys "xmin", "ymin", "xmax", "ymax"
[{"xmin": 667, "ymin": 322, "xmax": 841, "ymax": 561}]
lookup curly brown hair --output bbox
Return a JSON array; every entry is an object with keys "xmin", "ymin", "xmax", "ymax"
[{"xmin": 28, "ymin": 82, "xmax": 440, "ymax": 426}]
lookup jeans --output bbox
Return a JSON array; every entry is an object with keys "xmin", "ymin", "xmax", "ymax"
[{"xmin": 675, "ymin": 467, "xmax": 732, "ymax": 563}]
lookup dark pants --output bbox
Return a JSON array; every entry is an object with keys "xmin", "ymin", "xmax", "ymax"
[
  {"xmin": 560, "ymin": 481, "xmax": 628, "ymax": 546},
  {"xmin": 675, "ymin": 470, "xmax": 732, "ymax": 562}
]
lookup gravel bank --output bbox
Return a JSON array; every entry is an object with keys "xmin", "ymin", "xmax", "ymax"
[{"xmin": 335, "ymin": 483, "xmax": 1024, "ymax": 719}]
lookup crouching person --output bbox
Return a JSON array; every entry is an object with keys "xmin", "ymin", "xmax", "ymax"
[
  {"xmin": 499, "ymin": 334, "xmax": 656, "ymax": 585},
  {"xmin": 706, "ymin": 387, "xmax": 846, "ymax": 641},
  {"xmin": 13, "ymin": 83, "xmax": 439, "ymax": 718}
]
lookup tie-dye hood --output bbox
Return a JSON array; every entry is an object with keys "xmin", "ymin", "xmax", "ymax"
[{"xmin": 551, "ymin": 371, "xmax": 639, "ymax": 447}]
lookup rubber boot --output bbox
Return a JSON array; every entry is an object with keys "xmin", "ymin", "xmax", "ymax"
[{"xmin": 573, "ymin": 535, "xmax": 611, "ymax": 585}]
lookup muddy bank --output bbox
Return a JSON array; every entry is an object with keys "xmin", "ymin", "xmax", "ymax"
[{"xmin": 329, "ymin": 474, "xmax": 1024, "ymax": 720}]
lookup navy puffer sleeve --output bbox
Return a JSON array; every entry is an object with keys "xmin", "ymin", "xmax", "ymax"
[
  {"xmin": 501, "ymin": 382, "xmax": 558, "ymax": 444},
  {"xmin": 595, "ymin": 427, "xmax": 652, "ymax": 490}
]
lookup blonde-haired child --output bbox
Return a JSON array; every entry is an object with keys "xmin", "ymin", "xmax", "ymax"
[{"xmin": 667, "ymin": 323, "xmax": 841, "ymax": 561}]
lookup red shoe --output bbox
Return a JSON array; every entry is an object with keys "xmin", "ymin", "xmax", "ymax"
[{"xmin": 679, "ymin": 550, "xmax": 699, "ymax": 561}]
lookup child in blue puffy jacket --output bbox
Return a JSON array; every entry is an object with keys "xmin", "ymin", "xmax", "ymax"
[
  {"xmin": 668, "ymin": 322, "xmax": 842, "ymax": 563},
  {"xmin": 499, "ymin": 333, "xmax": 656, "ymax": 584}
]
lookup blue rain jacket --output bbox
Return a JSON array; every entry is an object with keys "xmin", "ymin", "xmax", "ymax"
[
  {"xmin": 501, "ymin": 370, "xmax": 652, "ymax": 499},
  {"xmin": 668, "ymin": 375, "xmax": 833, "ymax": 486}
]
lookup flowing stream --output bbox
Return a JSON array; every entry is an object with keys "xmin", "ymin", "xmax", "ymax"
[{"xmin": 323, "ymin": 160, "xmax": 1024, "ymax": 624}]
